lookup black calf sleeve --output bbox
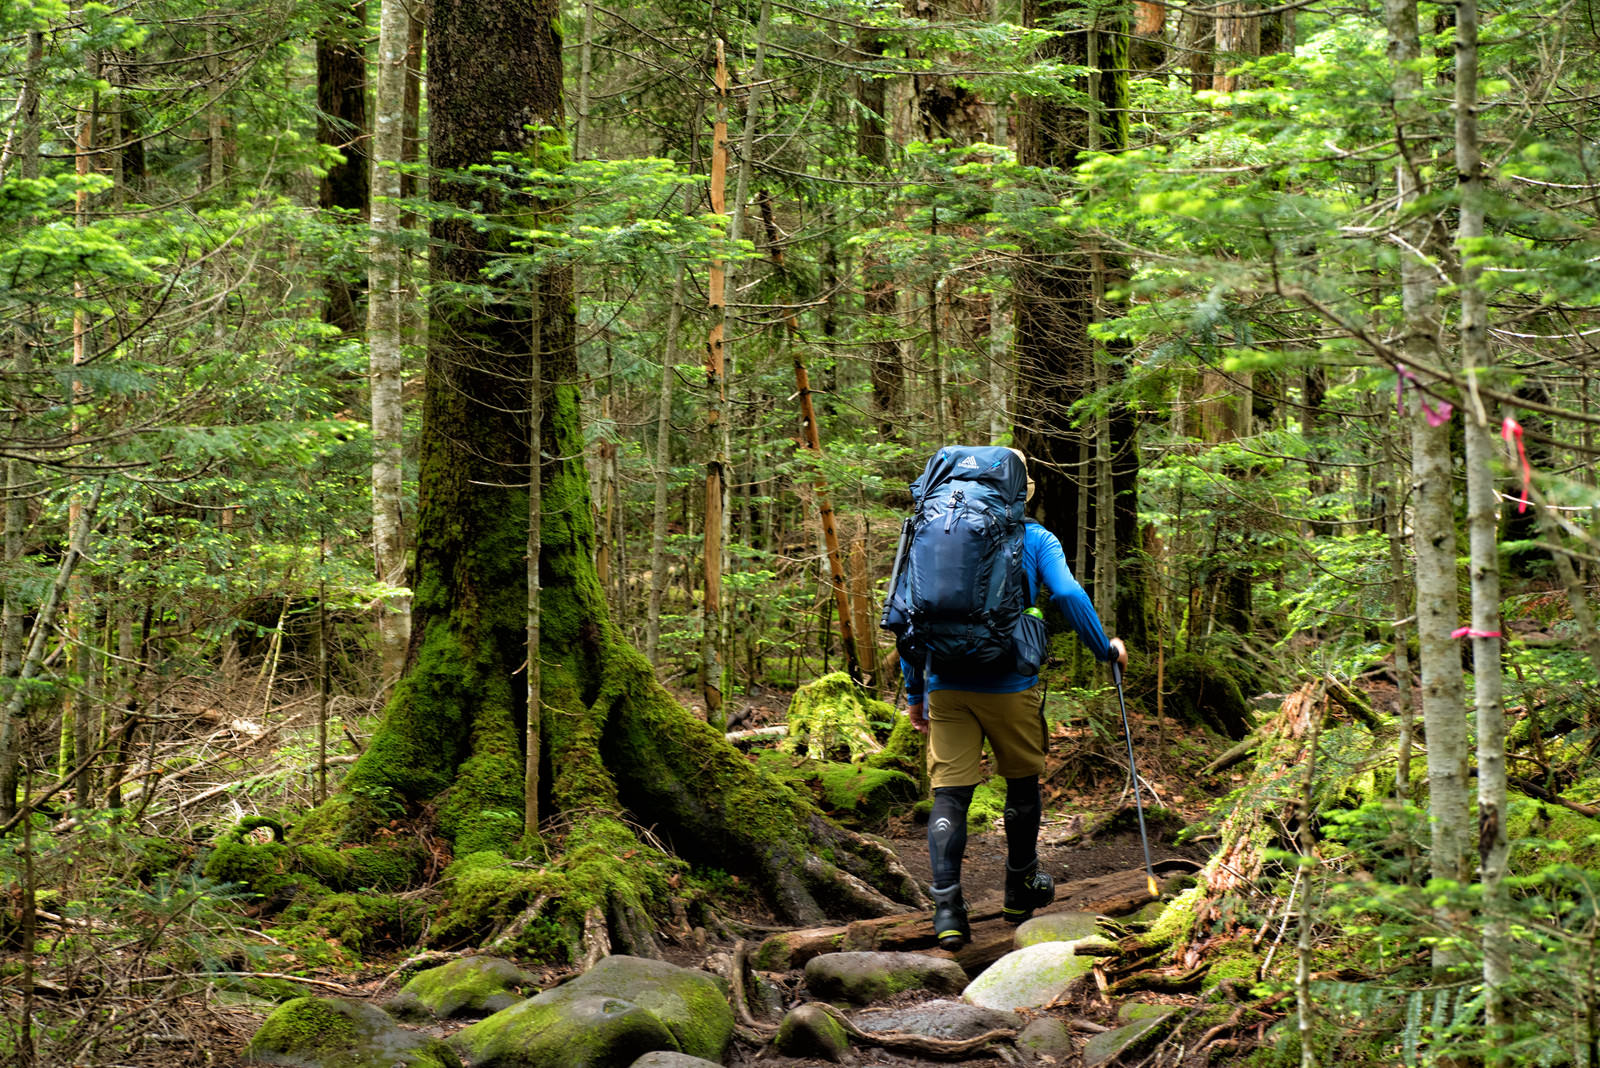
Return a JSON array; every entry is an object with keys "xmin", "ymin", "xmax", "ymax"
[
  {"xmin": 927, "ymin": 784, "xmax": 976, "ymax": 887},
  {"xmin": 1004, "ymin": 775, "xmax": 1042, "ymax": 870}
]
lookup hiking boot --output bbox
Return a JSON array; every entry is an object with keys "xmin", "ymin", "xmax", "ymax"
[
  {"xmin": 930, "ymin": 883, "xmax": 970, "ymax": 951},
  {"xmin": 1003, "ymin": 860, "xmax": 1055, "ymax": 924}
]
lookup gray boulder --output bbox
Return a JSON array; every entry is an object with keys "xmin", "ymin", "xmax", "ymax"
[
  {"xmin": 804, "ymin": 951, "xmax": 967, "ymax": 1005},
  {"xmin": 387, "ymin": 955, "xmax": 536, "ymax": 1021},
  {"xmin": 963, "ymin": 943, "xmax": 1096, "ymax": 1011},
  {"xmin": 1016, "ymin": 1017, "xmax": 1074, "ymax": 1063},
  {"xmin": 245, "ymin": 996, "xmax": 459, "ymax": 1068},
  {"xmin": 449, "ymin": 955, "xmax": 733, "ymax": 1068},
  {"xmin": 850, "ymin": 998, "xmax": 1020, "ymax": 1040},
  {"xmin": 627, "ymin": 1054, "xmax": 725, "ymax": 1068}
]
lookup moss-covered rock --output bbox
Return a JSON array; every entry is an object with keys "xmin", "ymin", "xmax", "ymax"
[
  {"xmin": 203, "ymin": 819, "xmax": 427, "ymax": 914},
  {"xmin": 781, "ymin": 672, "xmax": 886, "ymax": 762},
  {"xmin": 1016, "ymin": 1016, "xmax": 1074, "ymax": 1061},
  {"xmin": 1013, "ymin": 911, "xmax": 1101, "ymax": 947},
  {"xmin": 962, "ymin": 942, "xmax": 1097, "ymax": 1011},
  {"xmin": 803, "ymin": 951, "xmax": 967, "ymax": 1005},
  {"xmin": 754, "ymin": 750, "xmax": 918, "ymax": 832},
  {"xmin": 451, "ymin": 992, "xmax": 677, "ymax": 1068},
  {"xmin": 1162, "ymin": 652, "xmax": 1253, "ymax": 740},
  {"xmin": 244, "ymin": 996, "xmax": 459, "ymax": 1068},
  {"xmin": 559, "ymin": 955, "xmax": 734, "ymax": 1061},
  {"xmin": 387, "ymin": 955, "xmax": 537, "ymax": 1022},
  {"xmin": 1082, "ymin": 1004, "xmax": 1177, "ymax": 1067},
  {"xmin": 774, "ymin": 1003, "xmax": 850, "ymax": 1061}
]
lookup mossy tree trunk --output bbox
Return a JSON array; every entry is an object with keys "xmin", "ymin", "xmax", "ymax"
[{"xmin": 328, "ymin": 0, "xmax": 922, "ymax": 957}]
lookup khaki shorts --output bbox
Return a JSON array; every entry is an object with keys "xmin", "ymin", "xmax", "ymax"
[{"xmin": 926, "ymin": 686, "xmax": 1047, "ymax": 788}]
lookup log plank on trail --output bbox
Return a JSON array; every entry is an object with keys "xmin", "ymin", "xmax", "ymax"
[{"xmin": 753, "ymin": 859, "xmax": 1200, "ymax": 971}]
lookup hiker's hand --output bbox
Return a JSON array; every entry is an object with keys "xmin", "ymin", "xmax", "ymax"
[
  {"xmin": 907, "ymin": 702, "xmax": 929, "ymax": 734},
  {"xmin": 1109, "ymin": 638, "xmax": 1128, "ymax": 667}
]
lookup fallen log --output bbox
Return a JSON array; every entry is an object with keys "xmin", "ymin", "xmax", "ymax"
[{"xmin": 752, "ymin": 858, "xmax": 1201, "ymax": 972}]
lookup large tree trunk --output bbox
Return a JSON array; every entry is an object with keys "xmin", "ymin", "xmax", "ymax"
[
  {"xmin": 329, "ymin": 0, "xmax": 923, "ymax": 952},
  {"xmin": 1014, "ymin": 0, "xmax": 1148, "ymax": 650}
]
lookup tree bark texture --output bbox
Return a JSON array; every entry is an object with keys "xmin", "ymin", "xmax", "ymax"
[
  {"xmin": 368, "ymin": 0, "xmax": 410, "ymax": 690},
  {"xmin": 317, "ymin": 0, "xmax": 370, "ymax": 334},
  {"xmin": 1454, "ymin": 0, "xmax": 1509, "ymax": 1035}
]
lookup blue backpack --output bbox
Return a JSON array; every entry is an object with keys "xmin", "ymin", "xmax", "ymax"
[{"xmin": 881, "ymin": 446, "xmax": 1046, "ymax": 678}]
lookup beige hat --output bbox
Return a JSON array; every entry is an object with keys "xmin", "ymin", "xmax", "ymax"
[{"xmin": 1007, "ymin": 447, "xmax": 1036, "ymax": 502}]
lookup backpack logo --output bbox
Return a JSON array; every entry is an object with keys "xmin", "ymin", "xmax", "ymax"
[{"xmin": 957, "ymin": 455, "xmax": 979, "ymax": 469}]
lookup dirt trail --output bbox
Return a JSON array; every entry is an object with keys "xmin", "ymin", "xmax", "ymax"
[{"xmin": 710, "ymin": 816, "xmax": 1212, "ymax": 1068}]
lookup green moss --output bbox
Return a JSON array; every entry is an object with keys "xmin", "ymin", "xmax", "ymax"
[
  {"xmin": 203, "ymin": 839, "xmax": 316, "ymax": 903},
  {"xmin": 246, "ymin": 997, "xmax": 458, "ymax": 1068},
  {"xmin": 431, "ymin": 851, "xmax": 550, "ymax": 950},
  {"xmin": 865, "ymin": 707, "xmax": 928, "ymax": 790},
  {"xmin": 969, "ymin": 777, "xmax": 1005, "ymax": 832},
  {"xmin": 452, "ymin": 991, "xmax": 677, "ymax": 1068},
  {"xmin": 1199, "ymin": 939, "xmax": 1265, "ymax": 998},
  {"xmin": 248, "ymin": 996, "xmax": 359, "ymax": 1053},
  {"xmin": 1144, "ymin": 884, "xmax": 1203, "ymax": 949},
  {"xmin": 294, "ymin": 893, "xmax": 426, "ymax": 955},
  {"xmin": 1506, "ymin": 791, "xmax": 1600, "ymax": 873},
  {"xmin": 781, "ymin": 671, "xmax": 886, "ymax": 762}
]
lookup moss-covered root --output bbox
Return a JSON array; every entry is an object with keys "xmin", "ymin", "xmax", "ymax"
[{"xmin": 591, "ymin": 643, "xmax": 926, "ymax": 927}]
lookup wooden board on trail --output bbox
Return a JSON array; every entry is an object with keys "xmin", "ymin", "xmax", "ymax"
[{"xmin": 754, "ymin": 858, "xmax": 1201, "ymax": 972}]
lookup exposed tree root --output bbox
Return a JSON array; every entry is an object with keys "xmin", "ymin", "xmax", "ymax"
[
  {"xmin": 580, "ymin": 905, "xmax": 610, "ymax": 970},
  {"xmin": 486, "ymin": 894, "xmax": 550, "ymax": 954},
  {"xmin": 811, "ymin": 1001, "xmax": 1017, "ymax": 1059},
  {"xmin": 1107, "ymin": 963, "xmax": 1209, "ymax": 995}
]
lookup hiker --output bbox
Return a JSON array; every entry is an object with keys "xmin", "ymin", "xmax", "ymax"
[{"xmin": 888, "ymin": 446, "xmax": 1127, "ymax": 951}]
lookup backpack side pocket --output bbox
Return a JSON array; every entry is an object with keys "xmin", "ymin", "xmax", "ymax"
[{"xmin": 1014, "ymin": 609, "xmax": 1047, "ymax": 676}]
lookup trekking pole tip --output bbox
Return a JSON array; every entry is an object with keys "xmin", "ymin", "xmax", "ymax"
[{"xmin": 1146, "ymin": 874, "xmax": 1159, "ymax": 898}]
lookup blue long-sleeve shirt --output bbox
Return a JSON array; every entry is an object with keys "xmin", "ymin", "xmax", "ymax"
[{"xmin": 901, "ymin": 521, "xmax": 1111, "ymax": 703}]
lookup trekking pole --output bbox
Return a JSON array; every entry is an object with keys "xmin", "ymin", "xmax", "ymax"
[{"xmin": 1112, "ymin": 659, "xmax": 1160, "ymax": 899}]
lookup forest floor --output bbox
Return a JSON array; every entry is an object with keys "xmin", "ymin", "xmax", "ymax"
[{"xmin": 97, "ymin": 686, "xmax": 1247, "ymax": 1067}]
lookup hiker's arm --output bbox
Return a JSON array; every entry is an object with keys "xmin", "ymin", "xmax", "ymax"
[
  {"xmin": 900, "ymin": 657, "xmax": 929, "ymax": 734},
  {"xmin": 1039, "ymin": 534, "xmax": 1113, "ymax": 661}
]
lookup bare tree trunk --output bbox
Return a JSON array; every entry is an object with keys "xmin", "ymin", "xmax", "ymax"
[
  {"xmin": 646, "ymin": 257, "xmax": 687, "ymax": 667},
  {"xmin": 204, "ymin": 25, "xmax": 229, "ymax": 188},
  {"xmin": 525, "ymin": 287, "xmax": 543, "ymax": 839},
  {"xmin": 1454, "ymin": 0, "xmax": 1508, "ymax": 1037},
  {"xmin": 1383, "ymin": 0, "xmax": 1470, "ymax": 924},
  {"xmin": 1534, "ymin": 500, "xmax": 1600, "ymax": 672},
  {"xmin": 64, "ymin": 56, "xmax": 99, "ymax": 804},
  {"xmin": 758, "ymin": 193, "xmax": 860, "ymax": 683},
  {"xmin": 574, "ymin": 0, "xmax": 595, "ymax": 159},
  {"xmin": 0, "ymin": 28, "xmax": 43, "ymax": 822},
  {"xmin": 1382, "ymin": 432, "xmax": 1416, "ymax": 801},
  {"xmin": 369, "ymin": 0, "xmax": 412, "ymax": 689},
  {"xmin": 702, "ymin": 42, "xmax": 730, "ymax": 726}
]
